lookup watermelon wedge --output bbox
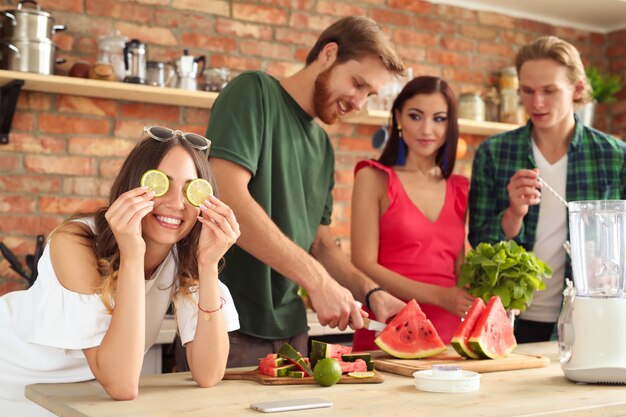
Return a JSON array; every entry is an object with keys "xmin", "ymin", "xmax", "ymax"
[
  {"xmin": 451, "ymin": 298, "xmax": 486, "ymax": 359},
  {"xmin": 309, "ymin": 340, "xmax": 352, "ymax": 367},
  {"xmin": 278, "ymin": 343, "xmax": 314, "ymax": 376},
  {"xmin": 468, "ymin": 296, "xmax": 517, "ymax": 359},
  {"xmin": 374, "ymin": 299, "xmax": 446, "ymax": 359}
]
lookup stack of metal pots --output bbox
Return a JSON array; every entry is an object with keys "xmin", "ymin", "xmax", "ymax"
[{"xmin": 0, "ymin": 0, "xmax": 66, "ymax": 75}]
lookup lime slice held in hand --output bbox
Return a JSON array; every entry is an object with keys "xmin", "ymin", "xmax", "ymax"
[
  {"xmin": 140, "ymin": 169, "xmax": 169, "ymax": 197},
  {"xmin": 186, "ymin": 178, "xmax": 213, "ymax": 207}
]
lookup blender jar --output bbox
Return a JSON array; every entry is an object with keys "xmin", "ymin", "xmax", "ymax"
[{"xmin": 568, "ymin": 200, "xmax": 626, "ymax": 297}]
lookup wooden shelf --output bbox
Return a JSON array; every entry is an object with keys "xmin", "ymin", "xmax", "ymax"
[
  {"xmin": 0, "ymin": 69, "xmax": 218, "ymax": 109},
  {"xmin": 342, "ymin": 108, "xmax": 522, "ymax": 136},
  {"xmin": 0, "ymin": 69, "xmax": 523, "ymax": 137}
]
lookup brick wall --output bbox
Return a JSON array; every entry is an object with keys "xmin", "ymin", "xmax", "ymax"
[
  {"xmin": 1, "ymin": 0, "xmax": 624, "ymax": 294},
  {"xmin": 607, "ymin": 28, "xmax": 626, "ymax": 140}
]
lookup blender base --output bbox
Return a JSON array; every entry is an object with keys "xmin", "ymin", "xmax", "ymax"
[
  {"xmin": 560, "ymin": 297, "xmax": 626, "ymax": 384},
  {"xmin": 564, "ymin": 367, "xmax": 626, "ymax": 384}
]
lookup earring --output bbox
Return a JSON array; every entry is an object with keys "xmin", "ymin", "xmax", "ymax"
[{"xmin": 395, "ymin": 125, "xmax": 407, "ymax": 166}]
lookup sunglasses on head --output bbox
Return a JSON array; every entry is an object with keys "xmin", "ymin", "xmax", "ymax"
[{"xmin": 143, "ymin": 126, "xmax": 211, "ymax": 157}]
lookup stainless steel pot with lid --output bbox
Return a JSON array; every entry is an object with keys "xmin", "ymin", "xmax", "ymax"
[
  {"xmin": 0, "ymin": 39, "xmax": 64, "ymax": 75},
  {"xmin": 0, "ymin": 0, "xmax": 65, "ymax": 41}
]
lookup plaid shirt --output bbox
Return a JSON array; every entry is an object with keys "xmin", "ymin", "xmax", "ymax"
[{"xmin": 469, "ymin": 116, "xmax": 626, "ymax": 254}]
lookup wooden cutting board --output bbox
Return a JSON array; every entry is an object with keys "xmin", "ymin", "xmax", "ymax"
[
  {"xmin": 373, "ymin": 348, "xmax": 550, "ymax": 377},
  {"xmin": 224, "ymin": 368, "xmax": 384, "ymax": 385}
]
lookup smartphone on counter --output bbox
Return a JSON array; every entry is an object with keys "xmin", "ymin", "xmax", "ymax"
[{"xmin": 250, "ymin": 397, "xmax": 333, "ymax": 413}]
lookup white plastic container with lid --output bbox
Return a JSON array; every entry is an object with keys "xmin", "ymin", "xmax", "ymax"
[{"xmin": 413, "ymin": 364, "xmax": 481, "ymax": 393}]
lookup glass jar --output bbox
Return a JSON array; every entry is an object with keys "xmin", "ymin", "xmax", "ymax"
[
  {"xmin": 484, "ymin": 87, "xmax": 500, "ymax": 122},
  {"xmin": 459, "ymin": 92, "xmax": 485, "ymax": 122},
  {"xmin": 499, "ymin": 66, "xmax": 518, "ymax": 91},
  {"xmin": 97, "ymin": 31, "xmax": 128, "ymax": 81},
  {"xmin": 500, "ymin": 89, "xmax": 520, "ymax": 124},
  {"xmin": 203, "ymin": 67, "xmax": 231, "ymax": 92}
]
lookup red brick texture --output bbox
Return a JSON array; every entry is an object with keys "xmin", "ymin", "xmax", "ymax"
[{"xmin": 1, "ymin": 0, "xmax": 624, "ymax": 294}]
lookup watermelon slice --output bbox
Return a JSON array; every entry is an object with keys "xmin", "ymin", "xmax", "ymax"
[
  {"xmin": 338, "ymin": 359, "xmax": 368, "ymax": 373},
  {"xmin": 468, "ymin": 296, "xmax": 517, "ymax": 359},
  {"xmin": 258, "ymin": 362, "xmax": 298, "ymax": 377},
  {"xmin": 309, "ymin": 340, "xmax": 352, "ymax": 367},
  {"xmin": 278, "ymin": 343, "xmax": 314, "ymax": 376},
  {"xmin": 451, "ymin": 298, "xmax": 486, "ymax": 359},
  {"xmin": 374, "ymin": 299, "xmax": 446, "ymax": 359},
  {"xmin": 341, "ymin": 353, "xmax": 374, "ymax": 371},
  {"xmin": 258, "ymin": 354, "xmax": 285, "ymax": 368}
]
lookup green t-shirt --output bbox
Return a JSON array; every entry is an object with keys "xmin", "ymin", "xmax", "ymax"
[{"xmin": 206, "ymin": 71, "xmax": 335, "ymax": 339}]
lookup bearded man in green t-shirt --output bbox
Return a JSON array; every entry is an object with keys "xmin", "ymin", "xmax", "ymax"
[{"xmin": 206, "ymin": 16, "xmax": 406, "ymax": 367}]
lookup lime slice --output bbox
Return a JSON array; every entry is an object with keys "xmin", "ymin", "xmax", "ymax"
[
  {"xmin": 186, "ymin": 178, "xmax": 213, "ymax": 207},
  {"xmin": 347, "ymin": 371, "xmax": 376, "ymax": 379},
  {"xmin": 140, "ymin": 169, "xmax": 169, "ymax": 197}
]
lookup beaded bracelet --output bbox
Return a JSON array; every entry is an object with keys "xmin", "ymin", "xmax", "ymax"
[
  {"xmin": 198, "ymin": 297, "xmax": 226, "ymax": 321},
  {"xmin": 365, "ymin": 286, "xmax": 386, "ymax": 311}
]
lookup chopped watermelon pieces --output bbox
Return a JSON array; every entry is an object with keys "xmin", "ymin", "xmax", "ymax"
[
  {"xmin": 310, "ymin": 340, "xmax": 352, "ymax": 367},
  {"xmin": 278, "ymin": 343, "xmax": 314, "ymax": 376},
  {"xmin": 339, "ymin": 359, "xmax": 368, "ymax": 373},
  {"xmin": 257, "ymin": 342, "xmax": 376, "ymax": 381}
]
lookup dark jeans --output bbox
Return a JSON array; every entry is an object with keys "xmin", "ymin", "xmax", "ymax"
[
  {"xmin": 227, "ymin": 330, "xmax": 309, "ymax": 368},
  {"xmin": 514, "ymin": 318, "xmax": 556, "ymax": 343},
  {"xmin": 174, "ymin": 330, "xmax": 309, "ymax": 371}
]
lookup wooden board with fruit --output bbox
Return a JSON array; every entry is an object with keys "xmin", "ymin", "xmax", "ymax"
[
  {"xmin": 223, "ymin": 341, "xmax": 384, "ymax": 386},
  {"xmin": 223, "ymin": 368, "xmax": 384, "ymax": 385}
]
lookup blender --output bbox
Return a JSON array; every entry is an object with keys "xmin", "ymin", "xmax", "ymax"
[{"xmin": 558, "ymin": 200, "xmax": 626, "ymax": 384}]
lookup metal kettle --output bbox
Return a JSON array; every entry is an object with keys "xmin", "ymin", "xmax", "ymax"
[
  {"xmin": 174, "ymin": 49, "xmax": 205, "ymax": 90},
  {"xmin": 123, "ymin": 38, "xmax": 147, "ymax": 84}
]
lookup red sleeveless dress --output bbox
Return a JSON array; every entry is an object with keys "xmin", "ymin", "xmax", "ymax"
[{"xmin": 352, "ymin": 160, "xmax": 469, "ymax": 350}]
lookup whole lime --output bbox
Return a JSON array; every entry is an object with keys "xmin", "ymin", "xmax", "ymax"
[{"xmin": 313, "ymin": 358, "xmax": 342, "ymax": 387}]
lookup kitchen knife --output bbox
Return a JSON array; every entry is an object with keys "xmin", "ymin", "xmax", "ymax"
[
  {"xmin": 29, "ymin": 234, "xmax": 45, "ymax": 286},
  {"xmin": 363, "ymin": 317, "xmax": 387, "ymax": 332},
  {"xmin": 0, "ymin": 242, "xmax": 30, "ymax": 280}
]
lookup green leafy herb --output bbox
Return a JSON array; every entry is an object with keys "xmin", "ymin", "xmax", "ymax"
[{"xmin": 458, "ymin": 240, "xmax": 552, "ymax": 311}]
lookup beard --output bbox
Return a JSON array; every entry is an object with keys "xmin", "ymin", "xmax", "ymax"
[{"xmin": 313, "ymin": 65, "xmax": 338, "ymax": 125}]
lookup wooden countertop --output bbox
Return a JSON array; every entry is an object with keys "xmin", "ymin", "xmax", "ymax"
[{"xmin": 26, "ymin": 342, "xmax": 626, "ymax": 417}]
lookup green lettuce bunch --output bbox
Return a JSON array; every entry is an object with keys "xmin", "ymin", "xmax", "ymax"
[{"xmin": 458, "ymin": 240, "xmax": 552, "ymax": 311}]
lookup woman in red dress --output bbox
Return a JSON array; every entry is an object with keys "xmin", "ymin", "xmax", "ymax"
[{"xmin": 351, "ymin": 76, "xmax": 475, "ymax": 350}]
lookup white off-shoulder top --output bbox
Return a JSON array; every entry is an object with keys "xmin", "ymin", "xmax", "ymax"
[{"xmin": 0, "ymin": 217, "xmax": 239, "ymax": 416}]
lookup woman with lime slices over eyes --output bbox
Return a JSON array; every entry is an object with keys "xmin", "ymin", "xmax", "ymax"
[{"xmin": 0, "ymin": 126, "xmax": 241, "ymax": 416}]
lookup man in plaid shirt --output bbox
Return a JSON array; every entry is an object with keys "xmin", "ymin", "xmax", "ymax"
[{"xmin": 469, "ymin": 36, "xmax": 626, "ymax": 343}]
